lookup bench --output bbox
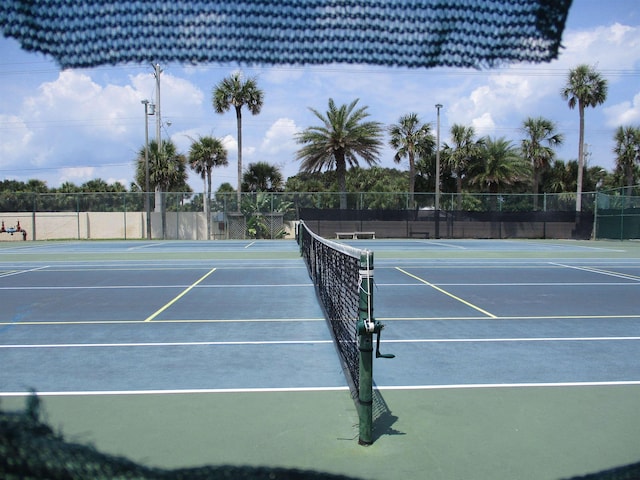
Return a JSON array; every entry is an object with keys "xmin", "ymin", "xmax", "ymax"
[
  {"xmin": 335, "ymin": 231, "xmax": 376, "ymax": 239},
  {"xmin": 409, "ymin": 227, "xmax": 430, "ymax": 239}
]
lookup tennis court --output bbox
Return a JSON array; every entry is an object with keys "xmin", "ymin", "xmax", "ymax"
[{"xmin": 1, "ymin": 237, "xmax": 640, "ymax": 479}]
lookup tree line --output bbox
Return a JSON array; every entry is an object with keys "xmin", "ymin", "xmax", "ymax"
[{"xmin": 3, "ymin": 65, "xmax": 640, "ymax": 218}]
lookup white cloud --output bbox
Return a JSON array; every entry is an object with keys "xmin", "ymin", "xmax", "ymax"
[
  {"xmin": 159, "ymin": 74, "xmax": 206, "ymax": 120},
  {"xmin": 562, "ymin": 23, "xmax": 639, "ymax": 68},
  {"xmin": 221, "ymin": 134, "xmax": 237, "ymax": 155},
  {"xmin": 471, "ymin": 113, "xmax": 497, "ymax": 136},
  {"xmin": 21, "ymin": 71, "xmax": 141, "ymax": 140},
  {"xmin": 59, "ymin": 166, "xmax": 96, "ymax": 183},
  {"xmin": 436, "ymin": 22, "xmax": 640, "ymax": 173},
  {"xmin": 604, "ymin": 92, "xmax": 640, "ymax": 127},
  {"xmin": 0, "ymin": 114, "xmax": 33, "ymax": 162},
  {"xmin": 0, "ymin": 69, "xmax": 211, "ymax": 187},
  {"xmin": 106, "ymin": 176, "xmax": 129, "ymax": 187},
  {"xmin": 260, "ymin": 118, "xmax": 299, "ymax": 155}
]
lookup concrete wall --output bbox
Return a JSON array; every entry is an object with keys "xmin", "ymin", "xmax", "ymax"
[
  {"xmin": 0, "ymin": 212, "xmax": 296, "ymax": 241},
  {"xmin": 0, "ymin": 211, "xmax": 210, "ymax": 241}
]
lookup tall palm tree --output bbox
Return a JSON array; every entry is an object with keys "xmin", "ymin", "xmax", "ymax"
[
  {"xmin": 295, "ymin": 98, "xmax": 383, "ymax": 209},
  {"xmin": 213, "ymin": 72, "xmax": 264, "ymax": 210},
  {"xmin": 388, "ymin": 113, "xmax": 435, "ymax": 208},
  {"xmin": 470, "ymin": 137, "xmax": 531, "ymax": 197},
  {"xmin": 188, "ymin": 136, "xmax": 228, "ymax": 239},
  {"xmin": 443, "ymin": 124, "xmax": 484, "ymax": 209},
  {"xmin": 521, "ymin": 117, "xmax": 564, "ymax": 209},
  {"xmin": 242, "ymin": 161, "xmax": 284, "ymax": 192},
  {"xmin": 561, "ymin": 64, "xmax": 608, "ymax": 212},
  {"xmin": 136, "ymin": 139, "xmax": 187, "ymax": 238},
  {"xmin": 613, "ymin": 126, "xmax": 640, "ymax": 196}
]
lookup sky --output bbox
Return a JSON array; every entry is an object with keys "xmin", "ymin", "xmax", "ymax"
[{"xmin": 0, "ymin": 0, "xmax": 639, "ymax": 194}]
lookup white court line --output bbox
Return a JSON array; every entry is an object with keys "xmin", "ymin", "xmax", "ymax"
[
  {"xmin": 377, "ymin": 381, "xmax": 640, "ymax": 391},
  {"xmin": 0, "ymin": 386, "xmax": 351, "ymax": 397},
  {"xmin": 3, "ymin": 382, "xmax": 639, "ymax": 397},
  {"xmin": 4, "ymin": 336, "xmax": 638, "ymax": 349},
  {"xmin": 0, "ymin": 265, "xmax": 48, "ymax": 278},
  {"xmin": 0, "ymin": 340, "xmax": 333, "ymax": 349},
  {"xmin": 426, "ymin": 241, "xmax": 466, "ymax": 249},
  {"xmin": 550, "ymin": 262, "xmax": 640, "ymax": 281},
  {"xmin": 0, "ymin": 318, "xmax": 324, "ymax": 326},
  {"xmin": 384, "ymin": 336, "xmax": 640, "ymax": 343},
  {"xmin": 0, "ymin": 283, "xmax": 315, "ymax": 291},
  {"xmin": 377, "ymin": 282, "xmax": 640, "ymax": 287},
  {"xmin": 126, "ymin": 243, "xmax": 163, "ymax": 251},
  {"xmin": 378, "ymin": 314, "xmax": 640, "ymax": 321}
]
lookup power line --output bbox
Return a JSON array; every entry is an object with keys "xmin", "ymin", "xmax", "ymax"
[
  {"xmin": 0, "ymin": 56, "xmax": 638, "ymax": 78},
  {"xmin": 0, "ymin": 162, "xmax": 133, "ymax": 173}
]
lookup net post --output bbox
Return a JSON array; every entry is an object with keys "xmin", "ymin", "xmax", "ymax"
[{"xmin": 357, "ymin": 250, "xmax": 374, "ymax": 445}]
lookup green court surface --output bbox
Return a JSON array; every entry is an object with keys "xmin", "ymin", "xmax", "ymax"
[
  {"xmin": 3, "ymin": 386, "xmax": 640, "ymax": 480},
  {"xmin": 2, "ymin": 238, "xmax": 640, "ymax": 479}
]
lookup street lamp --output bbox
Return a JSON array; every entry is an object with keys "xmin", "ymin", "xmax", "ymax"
[
  {"xmin": 141, "ymin": 100, "xmax": 155, "ymax": 240},
  {"xmin": 435, "ymin": 104, "xmax": 443, "ymax": 238},
  {"xmin": 435, "ymin": 104, "xmax": 443, "ymax": 210}
]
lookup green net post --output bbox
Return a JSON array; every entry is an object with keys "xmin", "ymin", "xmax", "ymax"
[
  {"xmin": 296, "ymin": 221, "xmax": 305, "ymax": 255},
  {"xmin": 357, "ymin": 251, "xmax": 375, "ymax": 445}
]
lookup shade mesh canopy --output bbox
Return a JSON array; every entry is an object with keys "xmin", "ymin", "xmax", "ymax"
[{"xmin": 0, "ymin": 0, "xmax": 571, "ymax": 69}]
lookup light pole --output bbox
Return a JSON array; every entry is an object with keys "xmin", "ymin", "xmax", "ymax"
[
  {"xmin": 435, "ymin": 103, "xmax": 443, "ymax": 238},
  {"xmin": 141, "ymin": 100, "xmax": 155, "ymax": 240}
]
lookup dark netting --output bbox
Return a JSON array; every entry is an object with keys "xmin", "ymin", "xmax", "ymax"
[
  {"xmin": 298, "ymin": 221, "xmax": 363, "ymax": 396},
  {"xmin": 0, "ymin": 0, "xmax": 572, "ymax": 69},
  {"xmin": 0, "ymin": 396, "xmax": 363, "ymax": 480}
]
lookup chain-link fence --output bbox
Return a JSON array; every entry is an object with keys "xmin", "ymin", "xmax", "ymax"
[
  {"xmin": 594, "ymin": 186, "xmax": 640, "ymax": 240},
  {"xmin": 0, "ymin": 190, "xmax": 599, "ymax": 241}
]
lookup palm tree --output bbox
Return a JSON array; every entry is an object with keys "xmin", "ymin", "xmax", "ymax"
[
  {"xmin": 213, "ymin": 72, "xmax": 264, "ymax": 210},
  {"xmin": 613, "ymin": 126, "xmax": 640, "ymax": 196},
  {"xmin": 561, "ymin": 64, "xmax": 608, "ymax": 212},
  {"xmin": 188, "ymin": 136, "xmax": 228, "ymax": 239},
  {"xmin": 295, "ymin": 98, "xmax": 384, "ymax": 209},
  {"xmin": 25, "ymin": 179, "xmax": 48, "ymax": 193},
  {"xmin": 388, "ymin": 113, "xmax": 435, "ymax": 208},
  {"xmin": 242, "ymin": 161, "xmax": 284, "ymax": 192},
  {"xmin": 442, "ymin": 124, "xmax": 484, "ymax": 209},
  {"xmin": 521, "ymin": 117, "xmax": 564, "ymax": 209},
  {"xmin": 542, "ymin": 159, "xmax": 575, "ymax": 194},
  {"xmin": 58, "ymin": 182, "xmax": 80, "ymax": 193},
  {"xmin": 470, "ymin": 137, "xmax": 531, "ymax": 200},
  {"xmin": 136, "ymin": 139, "xmax": 187, "ymax": 238}
]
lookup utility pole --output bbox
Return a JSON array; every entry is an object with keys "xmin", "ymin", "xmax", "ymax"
[
  {"xmin": 153, "ymin": 64, "xmax": 162, "ymax": 214},
  {"xmin": 141, "ymin": 100, "xmax": 154, "ymax": 239},
  {"xmin": 435, "ymin": 104, "xmax": 443, "ymax": 239},
  {"xmin": 152, "ymin": 63, "xmax": 167, "ymax": 239},
  {"xmin": 153, "ymin": 64, "xmax": 162, "ymax": 151}
]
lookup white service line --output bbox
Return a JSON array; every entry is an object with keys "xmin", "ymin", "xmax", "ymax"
[
  {"xmin": 0, "ymin": 386, "xmax": 351, "ymax": 397},
  {"xmin": 384, "ymin": 336, "xmax": 640, "ymax": 343},
  {"xmin": 0, "ymin": 340, "xmax": 333, "ymax": 349},
  {"xmin": 0, "ymin": 265, "xmax": 48, "ymax": 278},
  {"xmin": 377, "ymin": 381, "xmax": 640, "ymax": 390},
  {"xmin": 550, "ymin": 262, "xmax": 640, "ymax": 281}
]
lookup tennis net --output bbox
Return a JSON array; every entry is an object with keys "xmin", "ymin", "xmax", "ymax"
[
  {"xmin": 298, "ymin": 221, "xmax": 365, "ymax": 394},
  {"xmin": 297, "ymin": 220, "xmax": 388, "ymax": 445}
]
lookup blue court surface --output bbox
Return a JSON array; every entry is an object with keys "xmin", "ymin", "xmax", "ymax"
[{"xmin": 1, "ymin": 238, "xmax": 639, "ymax": 480}]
